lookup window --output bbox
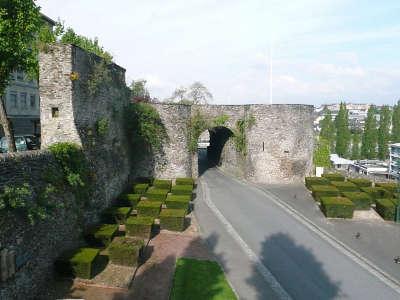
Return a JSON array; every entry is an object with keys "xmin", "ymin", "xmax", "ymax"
[
  {"xmin": 30, "ymin": 95, "xmax": 36, "ymax": 108},
  {"xmin": 52, "ymin": 107, "xmax": 59, "ymax": 118},
  {"xmin": 9, "ymin": 92, "xmax": 17, "ymax": 108},
  {"xmin": 20, "ymin": 92, "xmax": 27, "ymax": 109}
]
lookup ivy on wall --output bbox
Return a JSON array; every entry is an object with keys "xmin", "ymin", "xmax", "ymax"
[
  {"xmin": 87, "ymin": 59, "xmax": 112, "ymax": 97},
  {"xmin": 96, "ymin": 117, "xmax": 109, "ymax": 137},
  {"xmin": 232, "ymin": 114, "xmax": 256, "ymax": 157}
]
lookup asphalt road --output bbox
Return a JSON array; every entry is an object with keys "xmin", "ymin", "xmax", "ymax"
[{"xmin": 194, "ymin": 167, "xmax": 400, "ymax": 300}]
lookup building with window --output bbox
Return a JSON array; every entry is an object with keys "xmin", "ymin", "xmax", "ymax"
[
  {"xmin": 389, "ymin": 143, "xmax": 400, "ymax": 178},
  {"xmin": 0, "ymin": 14, "xmax": 55, "ymax": 138}
]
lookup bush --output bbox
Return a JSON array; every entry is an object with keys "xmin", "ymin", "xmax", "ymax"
[
  {"xmin": 102, "ymin": 207, "xmax": 132, "ymax": 224},
  {"xmin": 166, "ymin": 195, "xmax": 191, "ymax": 211},
  {"xmin": 360, "ymin": 187, "xmax": 392, "ymax": 202},
  {"xmin": 125, "ymin": 216, "xmax": 154, "ymax": 239},
  {"xmin": 55, "ymin": 248, "xmax": 99, "ymax": 279},
  {"xmin": 347, "ymin": 178, "xmax": 372, "ymax": 187},
  {"xmin": 171, "ymin": 185, "xmax": 193, "ymax": 196},
  {"xmin": 119, "ymin": 194, "xmax": 141, "ymax": 208},
  {"xmin": 320, "ymin": 197, "xmax": 355, "ymax": 218},
  {"xmin": 322, "ymin": 173, "xmax": 345, "ymax": 182},
  {"xmin": 175, "ymin": 178, "xmax": 194, "ymax": 186},
  {"xmin": 85, "ymin": 224, "xmax": 119, "ymax": 246},
  {"xmin": 159, "ymin": 208, "xmax": 186, "ymax": 231},
  {"xmin": 305, "ymin": 177, "xmax": 329, "ymax": 190},
  {"xmin": 341, "ymin": 192, "xmax": 372, "ymax": 210},
  {"xmin": 375, "ymin": 182, "xmax": 398, "ymax": 193},
  {"xmin": 311, "ymin": 185, "xmax": 340, "ymax": 201},
  {"xmin": 137, "ymin": 200, "xmax": 162, "ymax": 217},
  {"xmin": 145, "ymin": 188, "xmax": 169, "ymax": 202},
  {"xmin": 331, "ymin": 181, "xmax": 359, "ymax": 192},
  {"xmin": 153, "ymin": 179, "xmax": 172, "ymax": 190},
  {"xmin": 133, "ymin": 183, "xmax": 149, "ymax": 195},
  {"xmin": 375, "ymin": 199, "xmax": 396, "ymax": 221},
  {"xmin": 108, "ymin": 236, "xmax": 144, "ymax": 267}
]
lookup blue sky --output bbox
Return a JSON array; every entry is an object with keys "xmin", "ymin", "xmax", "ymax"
[{"xmin": 37, "ymin": 0, "xmax": 400, "ymax": 105}]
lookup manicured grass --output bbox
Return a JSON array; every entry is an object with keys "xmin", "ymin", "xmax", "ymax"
[
  {"xmin": 166, "ymin": 194, "xmax": 191, "ymax": 211},
  {"xmin": 145, "ymin": 187, "xmax": 169, "ymax": 202},
  {"xmin": 171, "ymin": 185, "xmax": 193, "ymax": 196},
  {"xmin": 137, "ymin": 200, "xmax": 162, "ymax": 217},
  {"xmin": 170, "ymin": 258, "xmax": 237, "ymax": 300},
  {"xmin": 153, "ymin": 179, "xmax": 172, "ymax": 190},
  {"xmin": 176, "ymin": 178, "xmax": 194, "ymax": 186}
]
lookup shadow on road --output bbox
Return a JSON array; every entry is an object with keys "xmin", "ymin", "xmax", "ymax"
[{"xmin": 246, "ymin": 233, "xmax": 342, "ymax": 300}]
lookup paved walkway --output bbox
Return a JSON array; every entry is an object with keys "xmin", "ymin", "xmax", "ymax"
[{"xmin": 195, "ymin": 167, "xmax": 400, "ymax": 300}]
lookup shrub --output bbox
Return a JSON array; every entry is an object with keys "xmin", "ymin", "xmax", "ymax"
[
  {"xmin": 311, "ymin": 185, "xmax": 339, "ymax": 201},
  {"xmin": 331, "ymin": 181, "xmax": 359, "ymax": 192},
  {"xmin": 133, "ymin": 183, "xmax": 149, "ymax": 195},
  {"xmin": 145, "ymin": 188, "xmax": 169, "ymax": 202},
  {"xmin": 375, "ymin": 182, "xmax": 398, "ymax": 193},
  {"xmin": 55, "ymin": 248, "xmax": 99, "ymax": 279},
  {"xmin": 108, "ymin": 236, "xmax": 144, "ymax": 267},
  {"xmin": 360, "ymin": 187, "xmax": 392, "ymax": 202},
  {"xmin": 137, "ymin": 200, "xmax": 162, "ymax": 217},
  {"xmin": 119, "ymin": 194, "xmax": 141, "ymax": 208},
  {"xmin": 171, "ymin": 185, "xmax": 193, "ymax": 196},
  {"xmin": 159, "ymin": 208, "xmax": 186, "ymax": 231},
  {"xmin": 347, "ymin": 178, "xmax": 372, "ymax": 187},
  {"xmin": 166, "ymin": 195, "xmax": 191, "ymax": 211},
  {"xmin": 375, "ymin": 199, "xmax": 396, "ymax": 221},
  {"xmin": 125, "ymin": 216, "xmax": 154, "ymax": 239},
  {"xmin": 153, "ymin": 179, "xmax": 172, "ymax": 190},
  {"xmin": 322, "ymin": 173, "xmax": 345, "ymax": 182},
  {"xmin": 102, "ymin": 207, "xmax": 132, "ymax": 224},
  {"xmin": 320, "ymin": 197, "xmax": 354, "ymax": 218},
  {"xmin": 175, "ymin": 178, "xmax": 194, "ymax": 186},
  {"xmin": 305, "ymin": 177, "xmax": 329, "ymax": 190},
  {"xmin": 341, "ymin": 192, "xmax": 372, "ymax": 210},
  {"xmin": 85, "ymin": 224, "xmax": 119, "ymax": 246}
]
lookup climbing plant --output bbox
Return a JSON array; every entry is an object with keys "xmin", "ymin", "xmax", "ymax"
[
  {"xmin": 232, "ymin": 114, "xmax": 256, "ymax": 157},
  {"xmin": 96, "ymin": 117, "xmax": 109, "ymax": 137},
  {"xmin": 87, "ymin": 59, "xmax": 112, "ymax": 97}
]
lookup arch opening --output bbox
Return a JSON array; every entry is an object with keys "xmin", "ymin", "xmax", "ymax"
[{"xmin": 198, "ymin": 126, "xmax": 234, "ymax": 176}]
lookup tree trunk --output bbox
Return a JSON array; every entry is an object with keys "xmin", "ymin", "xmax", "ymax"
[{"xmin": 0, "ymin": 95, "xmax": 16, "ymax": 152}]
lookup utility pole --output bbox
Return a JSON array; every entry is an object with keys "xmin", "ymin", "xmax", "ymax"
[{"xmin": 269, "ymin": 42, "xmax": 273, "ymax": 105}]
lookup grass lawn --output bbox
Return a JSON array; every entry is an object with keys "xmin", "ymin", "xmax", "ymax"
[{"xmin": 170, "ymin": 258, "xmax": 237, "ymax": 300}]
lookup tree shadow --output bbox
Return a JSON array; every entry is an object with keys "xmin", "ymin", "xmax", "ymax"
[{"xmin": 246, "ymin": 233, "xmax": 342, "ymax": 300}]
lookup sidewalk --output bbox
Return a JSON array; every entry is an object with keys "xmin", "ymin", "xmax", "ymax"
[{"xmin": 258, "ymin": 183, "xmax": 400, "ymax": 283}]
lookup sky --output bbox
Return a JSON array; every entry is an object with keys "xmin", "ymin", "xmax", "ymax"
[{"xmin": 36, "ymin": 0, "xmax": 400, "ymax": 106}]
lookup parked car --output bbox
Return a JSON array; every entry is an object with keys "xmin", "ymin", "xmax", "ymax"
[{"xmin": 0, "ymin": 135, "xmax": 40, "ymax": 153}]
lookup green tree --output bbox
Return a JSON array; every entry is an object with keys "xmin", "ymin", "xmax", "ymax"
[
  {"xmin": 314, "ymin": 137, "xmax": 331, "ymax": 167},
  {"xmin": 320, "ymin": 108, "xmax": 335, "ymax": 150},
  {"xmin": 129, "ymin": 79, "xmax": 150, "ymax": 100},
  {"xmin": 392, "ymin": 100, "xmax": 400, "ymax": 143},
  {"xmin": 335, "ymin": 102, "xmax": 351, "ymax": 157},
  {"xmin": 361, "ymin": 105, "xmax": 378, "ymax": 159},
  {"xmin": 351, "ymin": 133, "xmax": 361, "ymax": 160},
  {"xmin": 377, "ymin": 106, "xmax": 391, "ymax": 160},
  {"xmin": 0, "ymin": 0, "xmax": 42, "ymax": 152}
]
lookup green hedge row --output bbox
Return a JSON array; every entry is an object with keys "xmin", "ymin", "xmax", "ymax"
[
  {"xmin": 375, "ymin": 199, "xmax": 396, "ymax": 221},
  {"xmin": 102, "ymin": 207, "xmax": 132, "ymax": 224},
  {"xmin": 109, "ymin": 236, "xmax": 144, "ymax": 267},
  {"xmin": 119, "ymin": 193, "xmax": 141, "ymax": 208},
  {"xmin": 137, "ymin": 200, "xmax": 162, "ymax": 217},
  {"xmin": 176, "ymin": 178, "xmax": 194, "ymax": 186},
  {"xmin": 133, "ymin": 183, "xmax": 149, "ymax": 195},
  {"xmin": 341, "ymin": 192, "xmax": 372, "ymax": 210},
  {"xmin": 159, "ymin": 208, "xmax": 186, "ymax": 231},
  {"xmin": 145, "ymin": 188, "xmax": 169, "ymax": 202},
  {"xmin": 375, "ymin": 182, "xmax": 398, "ymax": 193},
  {"xmin": 322, "ymin": 173, "xmax": 345, "ymax": 182},
  {"xmin": 171, "ymin": 185, "xmax": 193, "ymax": 196},
  {"xmin": 125, "ymin": 216, "xmax": 154, "ymax": 239},
  {"xmin": 331, "ymin": 181, "xmax": 359, "ymax": 192},
  {"xmin": 347, "ymin": 178, "xmax": 372, "ymax": 187},
  {"xmin": 85, "ymin": 224, "xmax": 119, "ymax": 246},
  {"xmin": 320, "ymin": 197, "xmax": 354, "ymax": 218},
  {"xmin": 153, "ymin": 179, "xmax": 172, "ymax": 190},
  {"xmin": 360, "ymin": 187, "xmax": 392, "ymax": 202},
  {"xmin": 305, "ymin": 177, "xmax": 329, "ymax": 190},
  {"xmin": 311, "ymin": 185, "xmax": 340, "ymax": 201},
  {"xmin": 166, "ymin": 195, "xmax": 191, "ymax": 211},
  {"xmin": 55, "ymin": 248, "xmax": 100, "ymax": 279}
]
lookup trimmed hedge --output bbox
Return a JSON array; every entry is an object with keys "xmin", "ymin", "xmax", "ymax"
[
  {"xmin": 375, "ymin": 182, "xmax": 398, "ymax": 193},
  {"xmin": 171, "ymin": 185, "xmax": 193, "ymax": 196},
  {"xmin": 166, "ymin": 195, "xmax": 191, "ymax": 211},
  {"xmin": 320, "ymin": 197, "xmax": 354, "ymax": 218},
  {"xmin": 102, "ymin": 207, "xmax": 132, "ymax": 224},
  {"xmin": 360, "ymin": 187, "xmax": 392, "ymax": 202},
  {"xmin": 125, "ymin": 216, "xmax": 154, "ymax": 239},
  {"xmin": 119, "ymin": 193, "xmax": 141, "ymax": 208},
  {"xmin": 331, "ymin": 181, "xmax": 359, "ymax": 192},
  {"xmin": 85, "ymin": 224, "xmax": 119, "ymax": 246},
  {"xmin": 108, "ymin": 237, "xmax": 144, "ymax": 267},
  {"xmin": 137, "ymin": 200, "xmax": 162, "ymax": 217},
  {"xmin": 305, "ymin": 177, "xmax": 329, "ymax": 190},
  {"xmin": 322, "ymin": 173, "xmax": 345, "ymax": 182},
  {"xmin": 55, "ymin": 248, "xmax": 99, "ymax": 279},
  {"xmin": 341, "ymin": 192, "xmax": 372, "ymax": 210},
  {"xmin": 153, "ymin": 179, "xmax": 172, "ymax": 190},
  {"xmin": 176, "ymin": 178, "xmax": 194, "ymax": 187},
  {"xmin": 375, "ymin": 199, "xmax": 396, "ymax": 221},
  {"xmin": 159, "ymin": 208, "xmax": 186, "ymax": 231},
  {"xmin": 311, "ymin": 185, "xmax": 340, "ymax": 201},
  {"xmin": 145, "ymin": 188, "xmax": 169, "ymax": 202},
  {"xmin": 347, "ymin": 178, "xmax": 372, "ymax": 187},
  {"xmin": 133, "ymin": 183, "xmax": 149, "ymax": 195}
]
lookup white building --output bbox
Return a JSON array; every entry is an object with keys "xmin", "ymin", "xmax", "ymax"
[{"xmin": 389, "ymin": 143, "xmax": 400, "ymax": 178}]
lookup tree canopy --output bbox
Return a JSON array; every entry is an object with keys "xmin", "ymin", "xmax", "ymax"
[
  {"xmin": 320, "ymin": 108, "xmax": 335, "ymax": 150},
  {"xmin": 334, "ymin": 102, "xmax": 351, "ymax": 158},
  {"xmin": 377, "ymin": 106, "xmax": 391, "ymax": 160},
  {"xmin": 168, "ymin": 81, "xmax": 213, "ymax": 104},
  {"xmin": 361, "ymin": 105, "xmax": 378, "ymax": 159}
]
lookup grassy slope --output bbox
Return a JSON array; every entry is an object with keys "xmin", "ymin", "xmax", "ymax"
[{"xmin": 170, "ymin": 258, "xmax": 237, "ymax": 300}]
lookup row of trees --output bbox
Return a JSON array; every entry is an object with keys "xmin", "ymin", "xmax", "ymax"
[{"xmin": 319, "ymin": 102, "xmax": 400, "ymax": 161}]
